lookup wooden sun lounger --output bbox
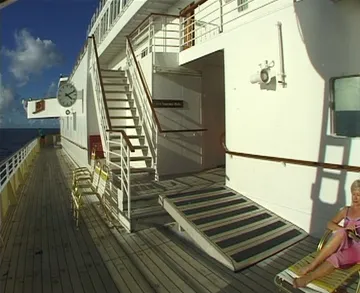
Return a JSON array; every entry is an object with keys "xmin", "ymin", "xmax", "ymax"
[{"xmin": 274, "ymin": 229, "xmax": 360, "ymax": 293}]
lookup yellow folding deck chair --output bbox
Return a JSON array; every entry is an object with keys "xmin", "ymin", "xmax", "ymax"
[
  {"xmin": 72, "ymin": 164, "xmax": 111, "ymax": 227},
  {"xmin": 274, "ymin": 229, "xmax": 360, "ymax": 293},
  {"xmin": 72, "ymin": 149, "xmax": 98, "ymax": 188},
  {"xmin": 71, "ymin": 162, "xmax": 102, "ymax": 227}
]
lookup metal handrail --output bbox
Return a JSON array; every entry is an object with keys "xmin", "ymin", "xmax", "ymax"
[{"xmin": 220, "ymin": 133, "xmax": 360, "ymax": 172}]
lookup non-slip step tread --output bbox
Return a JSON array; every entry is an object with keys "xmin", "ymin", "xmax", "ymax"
[
  {"xmin": 161, "ymin": 186, "xmax": 307, "ymax": 271},
  {"xmin": 202, "ymin": 212, "xmax": 272, "ymax": 237}
]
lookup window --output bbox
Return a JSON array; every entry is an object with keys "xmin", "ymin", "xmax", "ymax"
[
  {"xmin": 331, "ymin": 75, "xmax": 360, "ymax": 137},
  {"xmin": 237, "ymin": 0, "xmax": 249, "ymax": 12},
  {"xmin": 141, "ymin": 48, "xmax": 148, "ymax": 58}
]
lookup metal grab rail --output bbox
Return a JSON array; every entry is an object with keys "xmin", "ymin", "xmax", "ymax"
[
  {"xmin": 220, "ymin": 133, "xmax": 360, "ymax": 172},
  {"xmin": 0, "ymin": 138, "xmax": 38, "ymax": 193}
]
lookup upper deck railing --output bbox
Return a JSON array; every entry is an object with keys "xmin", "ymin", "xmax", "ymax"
[
  {"xmin": 86, "ymin": 0, "xmax": 134, "ymax": 47},
  {"xmin": 180, "ymin": 0, "xmax": 280, "ymax": 50}
]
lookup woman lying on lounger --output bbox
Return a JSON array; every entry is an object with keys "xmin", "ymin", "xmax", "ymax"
[{"xmin": 293, "ymin": 179, "xmax": 360, "ymax": 288}]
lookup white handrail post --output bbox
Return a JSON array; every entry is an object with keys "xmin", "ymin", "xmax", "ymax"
[
  {"xmin": 127, "ymin": 147, "xmax": 131, "ymax": 219},
  {"xmin": 219, "ymin": 0, "xmax": 223, "ymax": 33}
]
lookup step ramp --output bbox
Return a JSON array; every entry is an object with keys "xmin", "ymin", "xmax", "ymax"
[{"xmin": 160, "ymin": 186, "xmax": 307, "ymax": 272}]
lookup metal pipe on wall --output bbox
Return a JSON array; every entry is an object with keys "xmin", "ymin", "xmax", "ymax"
[{"xmin": 276, "ymin": 21, "xmax": 287, "ymax": 87}]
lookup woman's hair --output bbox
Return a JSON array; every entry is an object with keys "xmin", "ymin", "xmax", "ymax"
[{"xmin": 351, "ymin": 179, "xmax": 360, "ymax": 192}]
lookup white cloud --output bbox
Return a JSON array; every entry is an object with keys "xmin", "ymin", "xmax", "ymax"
[
  {"xmin": 0, "ymin": 74, "xmax": 15, "ymax": 113},
  {"xmin": 3, "ymin": 29, "xmax": 62, "ymax": 85}
]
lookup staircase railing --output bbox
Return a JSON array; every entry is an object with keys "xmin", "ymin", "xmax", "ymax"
[
  {"xmin": 88, "ymin": 35, "xmax": 111, "ymax": 151},
  {"xmin": 125, "ymin": 14, "xmax": 208, "ymax": 179},
  {"xmin": 106, "ymin": 130, "xmax": 134, "ymax": 222},
  {"xmin": 88, "ymin": 35, "xmax": 135, "ymax": 226}
]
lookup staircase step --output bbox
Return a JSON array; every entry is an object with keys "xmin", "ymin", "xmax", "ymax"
[
  {"xmin": 108, "ymin": 107, "xmax": 136, "ymax": 110},
  {"xmin": 112, "ymin": 167, "xmax": 154, "ymax": 174},
  {"xmin": 103, "ymin": 82, "xmax": 128, "ymax": 86},
  {"xmin": 102, "ymin": 76, "xmax": 128, "ymax": 83},
  {"xmin": 111, "ymin": 125, "xmax": 141, "ymax": 129},
  {"xmin": 100, "ymin": 69, "xmax": 125, "ymax": 77},
  {"xmin": 109, "ymin": 134, "xmax": 145, "ymax": 140},
  {"xmin": 110, "ymin": 116, "xmax": 139, "ymax": 119},
  {"xmin": 105, "ymin": 90, "xmax": 131, "ymax": 94},
  {"xmin": 111, "ymin": 156, "xmax": 152, "ymax": 162},
  {"xmin": 106, "ymin": 98, "xmax": 133, "ymax": 102},
  {"xmin": 110, "ymin": 145, "xmax": 148, "ymax": 151}
]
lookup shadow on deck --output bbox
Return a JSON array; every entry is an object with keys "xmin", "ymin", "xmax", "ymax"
[{"xmin": 1, "ymin": 148, "xmax": 358, "ymax": 293}]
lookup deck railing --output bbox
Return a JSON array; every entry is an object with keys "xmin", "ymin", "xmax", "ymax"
[
  {"xmin": 87, "ymin": 0, "xmax": 135, "ymax": 47},
  {"xmin": 0, "ymin": 138, "xmax": 39, "ymax": 224},
  {"xmin": 180, "ymin": 0, "xmax": 279, "ymax": 50}
]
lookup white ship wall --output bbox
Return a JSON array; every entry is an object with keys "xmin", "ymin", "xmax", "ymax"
[
  {"xmin": 87, "ymin": 73, "xmax": 100, "ymax": 136},
  {"xmin": 178, "ymin": 0, "xmax": 360, "ymax": 237},
  {"xmin": 61, "ymin": 50, "xmax": 90, "ymax": 168}
]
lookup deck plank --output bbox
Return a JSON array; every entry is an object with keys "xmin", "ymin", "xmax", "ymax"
[{"xmin": 0, "ymin": 149, "xmax": 122, "ymax": 293}]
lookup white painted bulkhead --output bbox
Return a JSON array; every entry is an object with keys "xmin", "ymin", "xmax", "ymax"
[
  {"xmin": 60, "ymin": 49, "xmax": 92, "ymax": 168},
  {"xmin": 177, "ymin": 0, "xmax": 360, "ymax": 237}
]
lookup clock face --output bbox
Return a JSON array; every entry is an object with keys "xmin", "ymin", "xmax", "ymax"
[{"xmin": 57, "ymin": 83, "xmax": 77, "ymax": 108}]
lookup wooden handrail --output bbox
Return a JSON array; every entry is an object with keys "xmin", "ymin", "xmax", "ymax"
[
  {"xmin": 89, "ymin": 35, "xmax": 111, "ymax": 129},
  {"xmin": 89, "ymin": 35, "xmax": 135, "ymax": 152},
  {"xmin": 126, "ymin": 37, "xmax": 207, "ymax": 134},
  {"xmin": 220, "ymin": 133, "xmax": 360, "ymax": 172},
  {"xmin": 106, "ymin": 129, "xmax": 135, "ymax": 152}
]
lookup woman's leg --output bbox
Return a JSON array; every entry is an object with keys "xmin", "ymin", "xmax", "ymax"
[
  {"xmin": 294, "ymin": 261, "xmax": 335, "ymax": 288},
  {"xmin": 299, "ymin": 229, "xmax": 346, "ymax": 275}
]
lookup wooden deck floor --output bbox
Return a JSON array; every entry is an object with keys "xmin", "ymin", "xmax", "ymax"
[
  {"xmin": 0, "ymin": 148, "xmax": 120, "ymax": 293},
  {"xmin": 1, "ymin": 148, "xmax": 359, "ymax": 293}
]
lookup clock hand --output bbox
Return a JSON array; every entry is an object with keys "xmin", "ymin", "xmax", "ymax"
[{"xmin": 65, "ymin": 93, "xmax": 75, "ymax": 100}]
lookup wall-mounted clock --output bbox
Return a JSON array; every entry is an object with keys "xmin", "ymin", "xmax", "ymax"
[{"xmin": 57, "ymin": 82, "xmax": 78, "ymax": 108}]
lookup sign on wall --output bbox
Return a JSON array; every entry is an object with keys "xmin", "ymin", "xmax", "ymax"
[{"xmin": 152, "ymin": 99, "xmax": 184, "ymax": 108}]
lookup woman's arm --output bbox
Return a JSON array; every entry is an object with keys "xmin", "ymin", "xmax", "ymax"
[{"xmin": 326, "ymin": 207, "xmax": 347, "ymax": 231}]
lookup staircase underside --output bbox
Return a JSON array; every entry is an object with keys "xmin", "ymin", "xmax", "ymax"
[{"xmin": 160, "ymin": 186, "xmax": 307, "ymax": 272}]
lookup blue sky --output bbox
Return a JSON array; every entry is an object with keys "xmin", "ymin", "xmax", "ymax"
[{"xmin": 0, "ymin": 0, "xmax": 98, "ymax": 128}]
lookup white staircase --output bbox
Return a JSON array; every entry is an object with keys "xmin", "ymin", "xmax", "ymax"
[{"xmin": 101, "ymin": 69, "xmax": 155, "ymax": 177}]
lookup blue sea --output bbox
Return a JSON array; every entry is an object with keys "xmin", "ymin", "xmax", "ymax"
[{"xmin": 0, "ymin": 128, "xmax": 60, "ymax": 163}]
